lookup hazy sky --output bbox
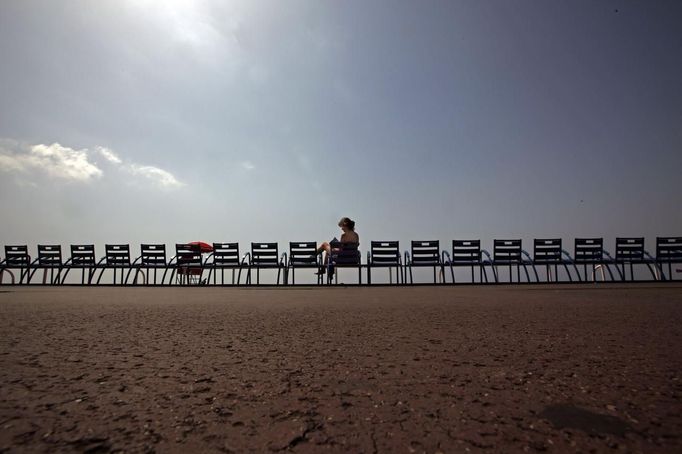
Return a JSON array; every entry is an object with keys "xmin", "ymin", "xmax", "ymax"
[{"xmin": 1, "ymin": 0, "xmax": 681, "ymax": 258}]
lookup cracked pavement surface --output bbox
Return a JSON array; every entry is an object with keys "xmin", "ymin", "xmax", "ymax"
[{"xmin": 0, "ymin": 284, "xmax": 680, "ymax": 453}]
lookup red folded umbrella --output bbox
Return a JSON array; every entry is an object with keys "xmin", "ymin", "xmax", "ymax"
[{"xmin": 188, "ymin": 241, "xmax": 213, "ymax": 253}]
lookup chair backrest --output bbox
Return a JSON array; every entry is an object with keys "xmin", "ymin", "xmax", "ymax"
[
  {"xmin": 251, "ymin": 242, "xmax": 279, "ymax": 266},
  {"xmin": 288, "ymin": 242, "xmax": 318, "ymax": 266},
  {"xmin": 656, "ymin": 237, "xmax": 682, "ymax": 262},
  {"xmin": 411, "ymin": 240, "xmax": 440, "ymax": 265},
  {"xmin": 370, "ymin": 241, "xmax": 400, "ymax": 265},
  {"xmin": 493, "ymin": 239, "xmax": 522, "ymax": 263},
  {"xmin": 451, "ymin": 240, "xmax": 481, "ymax": 264},
  {"xmin": 330, "ymin": 241, "xmax": 360, "ymax": 265},
  {"xmin": 175, "ymin": 243, "xmax": 202, "ymax": 267},
  {"xmin": 574, "ymin": 238, "xmax": 603, "ymax": 263},
  {"xmin": 37, "ymin": 245, "xmax": 62, "ymax": 266},
  {"xmin": 141, "ymin": 244, "xmax": 167, "ymax": 266},
  {"xmin": 615, "ymin": 237, "xmax": 644, "ymax": 262},
  {"xmin": 70, "ymin": 245, "xmax": 96, "ymax": 266},
  {"xmin": 212, "ymin": 242, "xmax": 240, "ymax": 266},
  {"xmin": 3, "ymin": 245, "xmax": 29, "ymax": 266},
  {"xmin": 533, "ymin": 239, "xmax": 562, "ymax": 263},
  {"xmin": 105, "ymin": 244, "xmax": 131, "ymax": 266}
]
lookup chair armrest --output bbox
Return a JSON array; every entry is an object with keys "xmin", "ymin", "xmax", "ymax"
[
  {"xmin": 442, "ymin": 250, "xmax": 451, "ymax": 264},
  {"xmin": 643, "ymin": 250, "xmax": 656, "ymax": 262},
  {"xmin": 481, "ymin": 250, "xmax": 493, "ymax": 265},
  {"xmin": 242, "ymin": 252, "xmax": 252, "ymax": 266},
  {"xmin": 521, "ymin": 250, "xmax": 533, "ymax": 264},
  {"xmin": 404, "ymin": 251, "xmax": 411, "ymax": 266},
  {"xmin": 280, "ymin": 252, "xmax": 288, "ymax": 267},
  {"xmin": 561, "ymin": 249, "xmax": 574, "ymax": 263}
]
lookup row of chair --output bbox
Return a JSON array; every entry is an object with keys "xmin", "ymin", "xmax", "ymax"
[{"xmin": 1, "ymin": 237, "xmax": 680, "ymax": 285}]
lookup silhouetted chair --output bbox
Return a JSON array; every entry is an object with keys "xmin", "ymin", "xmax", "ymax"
[
  {"xmin": 367, "ymin": 241, "xmax": 402, "ymax": 284},
  {"xmin": 442, "ymin": 240, "xmax": 491, "ymax": 284},
  {"xmin": 614, "ymin": 237, "xmax": 657, "ymax": 281},
  {"xmin": 207, "ymin": 242, "xmax": 246, "ymax": 285},
  {"xmin": 531, "ymin": 239, "xmax": 574, "ymax": 282},
  {"xmin": 327, "ymin": 241, "xmax": 362, "ymax": 284},
  {"xmin": 0, "ymin": 245, "xmax": 31, "ymax": 285},
  {"xmin": 491, "ymin": 239, "xmax": 532, "ymax": 283},
  {"xmin": 656, "ymin": 237, "xmax": 682, "ymax": 281},
  {"xmin": 171, "ymin": 243, "xmax": 205, "ymax": 285},
  {"xmin": 287, "ymin": 242, "xmax": 322, "ymax": 285},
  {"xmin": 132, "ymin": 244, "xmax": 171, "ymax": 285},
  {"xmin": 568, "ymin": 238, "xmax": 616, "ymax": 282},
  {"xmin": 404, "ymin": 240, "xmax": 444, "ymax": 284},
  {"xmin": 95, "ymin": 244, "xmax": 134, "ymax": 284},
  {"xmin": 27, "ymin": 245, "xmax": 63, "ymax": 285},
  {"xmin": 60, "ymin": 245, "xmax": 97, "ymax": 285},
  {"xmin": 246, "ymin": 243, "xmax": 286, "ymax": 285}
]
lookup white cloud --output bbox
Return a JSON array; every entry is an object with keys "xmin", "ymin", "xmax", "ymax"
[
  {"xmin": 240, "ymin": 160, "xmax": 255, "ymax": 170},
  {"xmin": 0, "ymin": 142, "xmax": 102, "ymax": 182},
  {"xmin": 0, "ymin": 138, "xmax": 184, "ymax": 189},
  {"xmin": 96, "ymin": 146, "xmax": 122, "ymax": 164},
  {"xmin": 128, "ymin": 164, "xmax": 185, "ymax": 189}
]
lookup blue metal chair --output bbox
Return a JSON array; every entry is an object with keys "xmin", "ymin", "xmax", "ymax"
[
  {"xmin": 491, "ymin": 239, "xmax": 532, "ymax": 283},
  {"xmin": 327, "ymin": 241, "xmax": 362, "ymax": 284},
  {"xmin": 287, "ymin": 242, "xmax": 322, "ymax": 285},
  {"xmin": 405, "ymin": 240, "xmax": 444, "ymax": 284},
  {"xmin": 367, "ymin": 241, "xmax": 402, "ymax": 284},
  {"xmin": 95, "ymin": 244, "xmax": 135, "ymax": 285},
  {"xmin": 206, "ymin": 242, "xmax": 246, "ymax": 285},
  {"xmin": 656, "ymin": 237, "xmax": 682, "ymax": 281},
  {"xmin": 614, "ymin": 237, "xmax": 657, "ymax": 281},
  {"xmin": 27, "ymin": 245, "xmax": 63, "ymax": 285},
  {"xmin": 246, "ymin": 243, "xmax": 286, "ymax": 285},
  {"xmin": 170, "ymin": 243, "xmax": 205, "ymax": 285},
  {"xmin": 61, "ymin": 245, "xmax": 98, "ymax": 285},
  {"xmin": 131, "ymin": 244, "xmax": 171, "ymax": 285},
  {"xmin": 531, "ymin": 239, "xmax": 576, "ymax": 282},
  {"xmin": 0, "ymin": 245, "xmax": 31, "ymax": 285},
  {"xmin": 442, "ymin": 240, "xmax": 492, "ymax": 284}
]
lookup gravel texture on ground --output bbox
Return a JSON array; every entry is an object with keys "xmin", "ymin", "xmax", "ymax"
[{"xmin": 0, "ymin": 284, "xmax": 680, "ymax": 453}]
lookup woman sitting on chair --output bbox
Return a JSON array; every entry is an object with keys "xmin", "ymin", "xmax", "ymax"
[{"xmin": 316, "ymin": 217, "xmax": 359, "ymax": 275}]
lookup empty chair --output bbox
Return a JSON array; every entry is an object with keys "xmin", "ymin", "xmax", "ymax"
[
  {"xmin": 246, "ymin": 243, "xmax": 286, "ymax": 285},
  {"xmin": 614, "ymin": 237, "xmax": 657, "ymax": 281},
  {"xmin": 287, "ymin": 242, "xmax": 322, "ymax": 285},
  {"xmin": 28, "ymin": 245, "xmax": 63, "ymax": 285},
  {"xmin": 0, "ymin": 245, "xmax": 31, "ymax": 284},
  {"xmin": 656, "ymin": 237, "xmax": 682, "ymax": 281},
  {"xmin": 405, "ymin": 240, "xmax": 444, "ymax": 284},
  {"xmin": 367, "ymin": 241, "xmax": 402, "ymax": 284},
  {"xmin": 171, "ymin": 243, "xmax": 204, "ymax": 285},
  {"xmin": 132, "ymin": 244, "xmax": 170, "ymax": 285},
  {"xmin": 491, "ymin": 239, "xmax": 531, "ymax": 283},
  {"xmin": 327, "ymin": 240, "xmax": 362, "ymax": 284},
  {"xmin": 96, "ymin": 244, "xmax": 134, "ymax": 284},
  {"xmin": 442, "ymin": 240, "xmax": 491, "ymax": 284},
  {"xmin": 61, "ymin": 245, "xmax": 97, "ymax": 285},
  {"xmin": 570, "ymin": 238, "xmax": 616, "ymax": 282},
  {"xmin": 207, "ymin": 242, "xmax": 245, "ymax": 285},
  {"xmin": 532, "ymin": 239, "xmax": 574, "ymax": 282}
]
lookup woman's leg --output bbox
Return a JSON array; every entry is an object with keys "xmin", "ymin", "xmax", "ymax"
[{"xmin": 316, "ymin": 242, "xmax": 331, "ymax": 273}]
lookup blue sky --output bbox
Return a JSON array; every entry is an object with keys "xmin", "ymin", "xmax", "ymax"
[{"xmin": 1, "ymin": 0, "xmax": 680, "ymax": 259}]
